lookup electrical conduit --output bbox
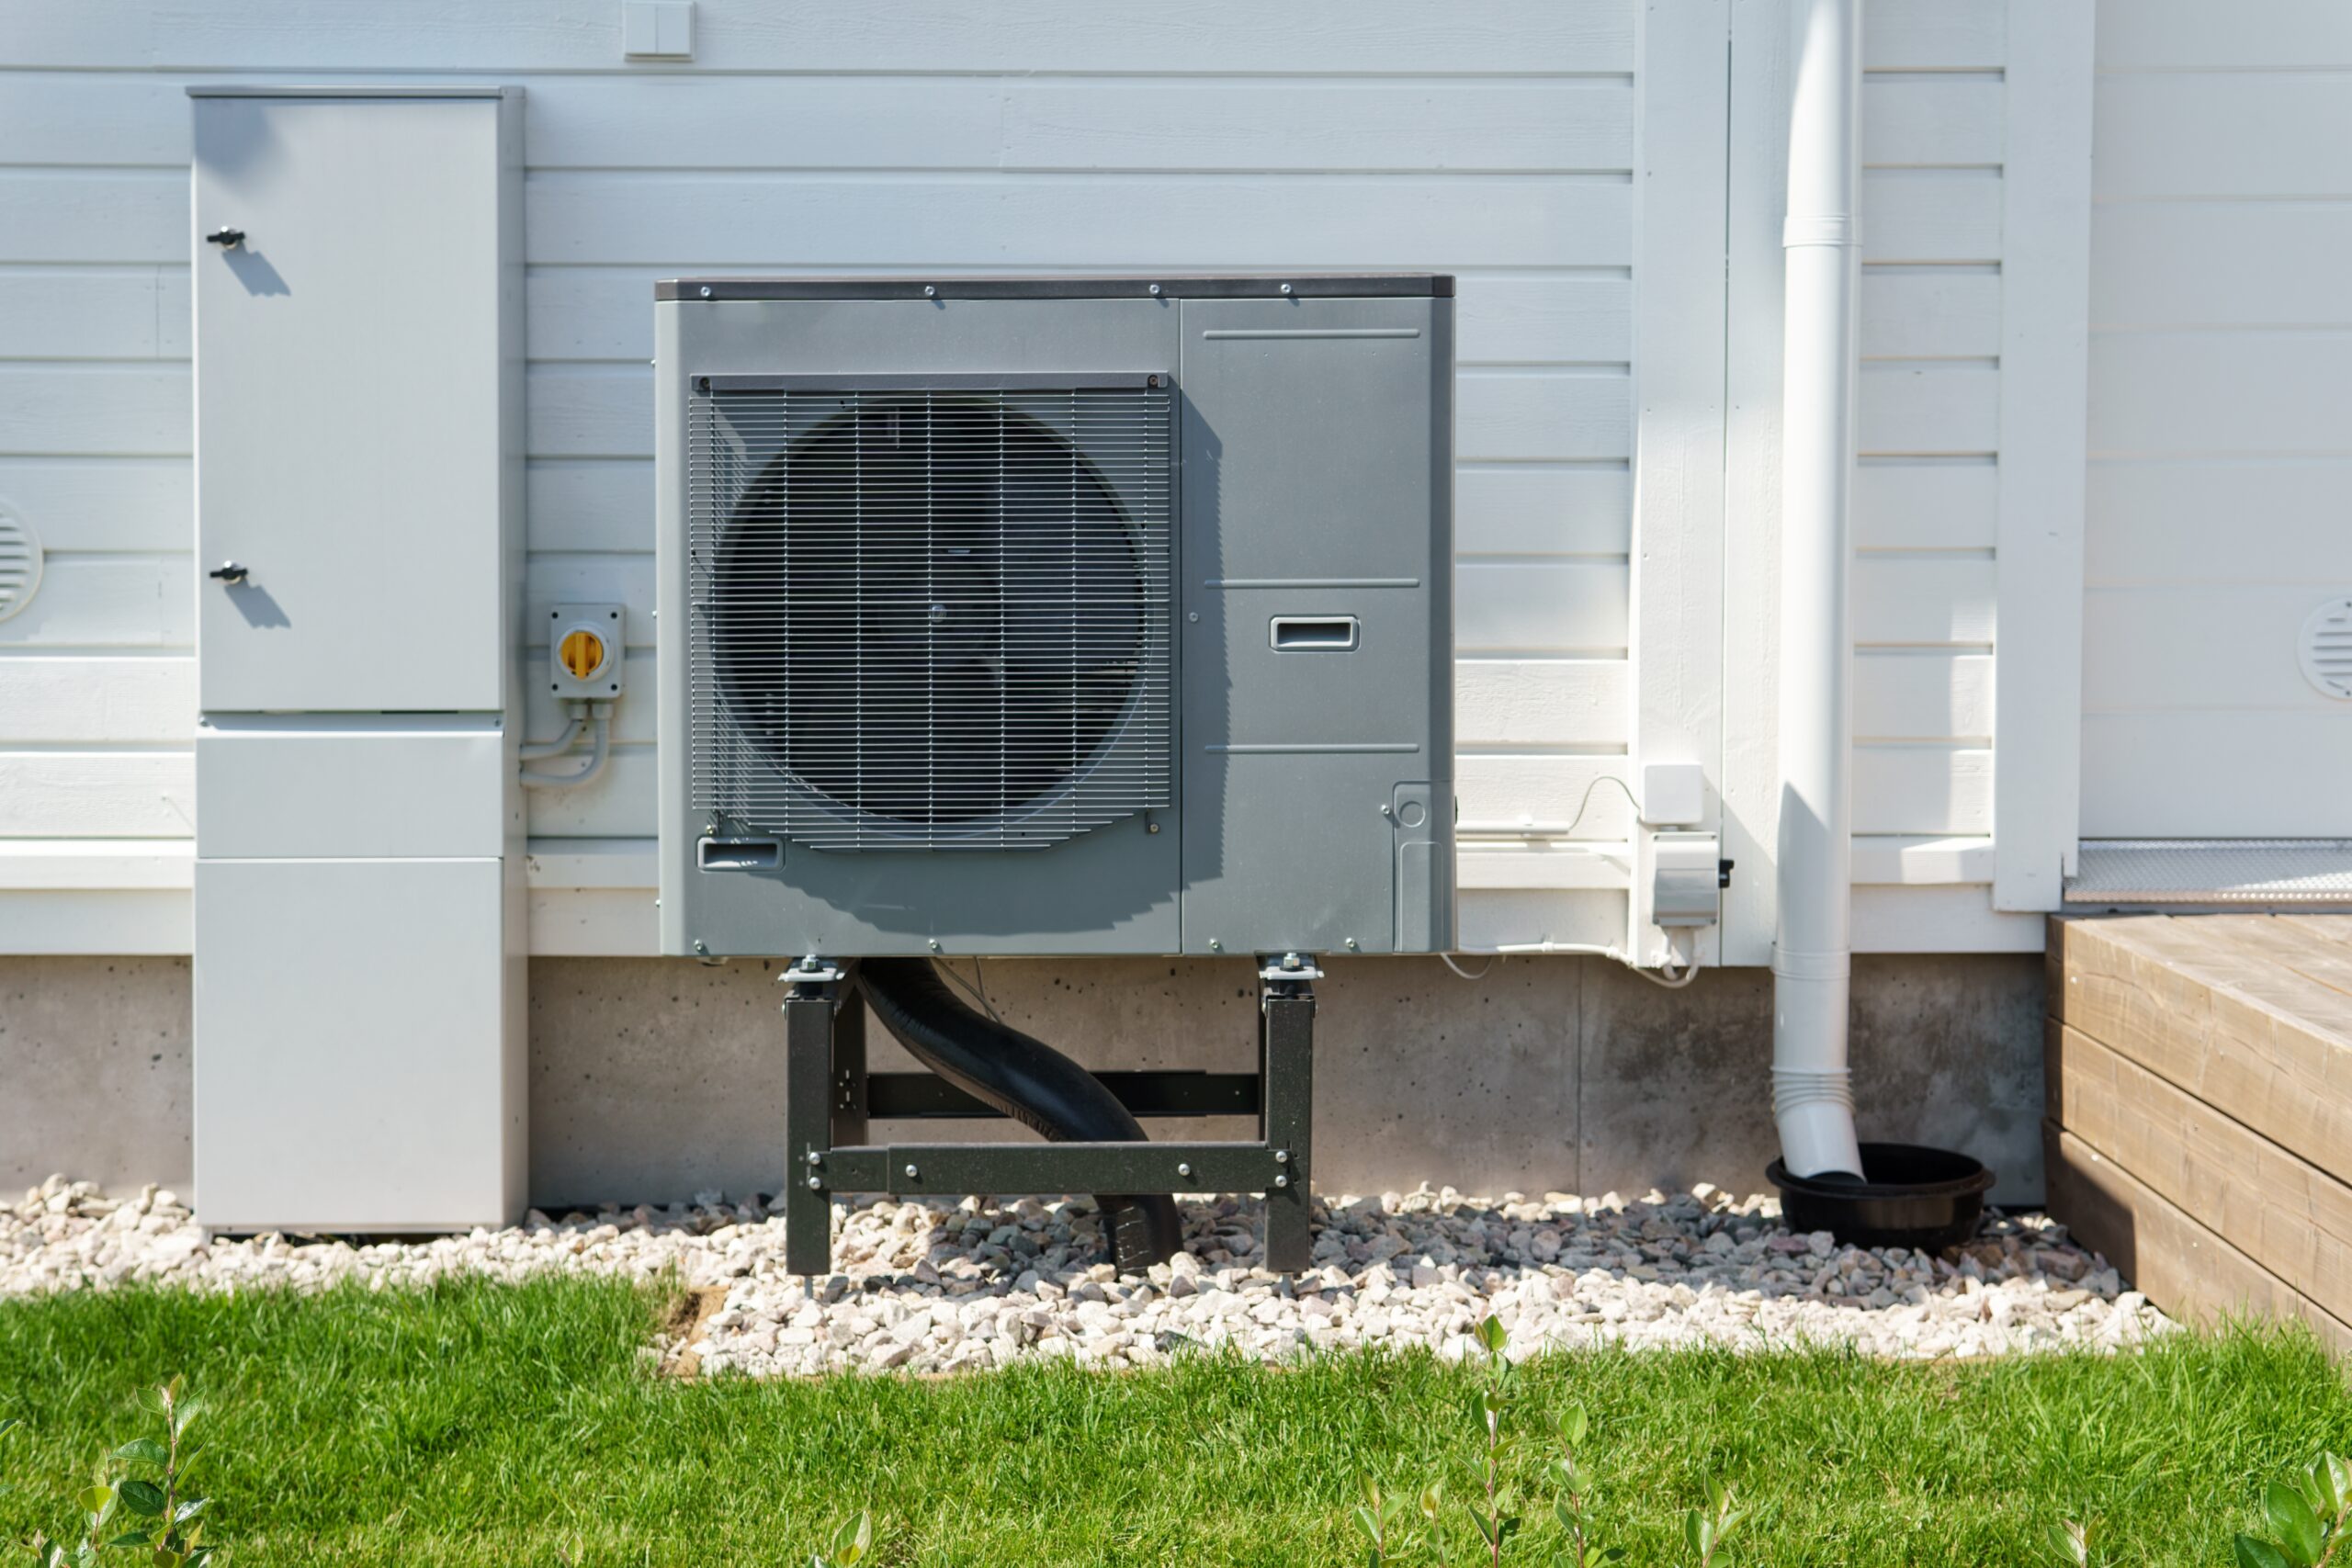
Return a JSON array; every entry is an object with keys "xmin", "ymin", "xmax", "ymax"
[
  {"xmin": 1772, "ymin": 0, "xmax": 1867, "ymax": 1182},
  {"xmin": 519, "ymin": 705, "xmax": 587, "ymax": 761},
  {"xmin": 520, "ymin": 701, "xmax": 614, "ymax": 790}
]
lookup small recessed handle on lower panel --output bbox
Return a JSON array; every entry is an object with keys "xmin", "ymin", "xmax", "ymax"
[{"xmin": 1270, "ymin": 615, "xmax": 1360, "ymax": 652}]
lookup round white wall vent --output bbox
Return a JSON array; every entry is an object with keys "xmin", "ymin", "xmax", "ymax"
[
  {"xmin": 2300, "ymin": 596, "xmax": 2352, "ymax": 701},
  {"xmin": 0, "ymin": 506, "xmax": 42, "ymax": 624}
]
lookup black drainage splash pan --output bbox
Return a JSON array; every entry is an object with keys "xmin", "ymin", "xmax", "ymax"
[{"xmin": 1766, "ymin": 1142, "xmax": 1995, "ymax": 1253}]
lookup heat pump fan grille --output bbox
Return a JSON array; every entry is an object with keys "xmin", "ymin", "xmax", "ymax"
[{"xmin": 687, "ymin": 380, "xmax": 1174, "ymax": 850}]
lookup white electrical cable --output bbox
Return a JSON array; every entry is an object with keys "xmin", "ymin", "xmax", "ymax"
[
  {"xmin": 1638, "ymin": 931, "xmax": 1702, "ymax": 990},
  {"xmin": 1446, "ymin": 931, "xmax": 1699, "ymax": 988},
  {"xmin": 1446, "ymin": 777, "xmax": 1706, "ymax": 987},
  {"xmin": 1458, "ymin": 773, "xmax": 1644, "ymax": 841}
]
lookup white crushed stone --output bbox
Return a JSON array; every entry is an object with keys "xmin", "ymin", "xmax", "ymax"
[{"xmin": 2, "ymin": 1174, "xmax": 2172, "ymax": 1375}]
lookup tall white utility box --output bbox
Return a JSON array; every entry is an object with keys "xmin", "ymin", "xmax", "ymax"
[{"xmin": 189, "ymin": 87, "xmax": 526, "ymax": 1232}]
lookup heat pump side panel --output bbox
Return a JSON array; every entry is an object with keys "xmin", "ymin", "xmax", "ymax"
[{"xmin": 1175, "ymin": 295, "xmax": 1456, "ymax": 954}]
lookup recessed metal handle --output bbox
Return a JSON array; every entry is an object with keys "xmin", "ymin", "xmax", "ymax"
[
  {"xmin": 697, "ymin": 838, "xmax": 781, "ymax": 872},
  {"xmin": 206, "ymin": 228, "xmax": 245, "ymax": 249},
  {"xmin": 208, "ymin": 561, "xmax": 248, "ymax": 584},
  {"xmin": 1270, "ymin": 615, "xmax": 1360, "ymax": 652}
]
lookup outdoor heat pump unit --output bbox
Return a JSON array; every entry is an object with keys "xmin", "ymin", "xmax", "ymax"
[
  {"xmin": 655, "ymin": 276, "xmax": 1454, "ymax": 958},
  {"xmin": 652, "ymin": 276, "xmax": 1455, "ymax": 1274}
]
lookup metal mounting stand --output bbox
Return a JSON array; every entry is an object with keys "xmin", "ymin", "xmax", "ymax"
[{"xmin": 781, "ymin": 953, "xmax": 1318, "ymax": 1277}]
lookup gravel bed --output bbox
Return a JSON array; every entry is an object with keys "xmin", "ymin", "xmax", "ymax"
[{"xmin": 3, "ymin": 1174, "xmax": 2170, "ymax": 1373}]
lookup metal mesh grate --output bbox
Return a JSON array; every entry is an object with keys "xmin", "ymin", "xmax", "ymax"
[
  {"xmin": 687, "ymin": 378, "xmax": 1173, "ymax": 850},
  {"xmin": 2068, "ymin": 840, "xmax": 2352, "ymax": 905}
]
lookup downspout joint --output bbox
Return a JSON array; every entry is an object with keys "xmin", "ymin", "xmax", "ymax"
[{"xmin": 1781, "ymin": 214, "xmax": 1860, "ymax": 249}]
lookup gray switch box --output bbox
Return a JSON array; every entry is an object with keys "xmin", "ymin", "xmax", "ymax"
[
  {"xmin": 547, "ymin": 603, "xmax": 628, "ymax": 700},
  {"xmin": 1651, "ymin": 832, "xmax": 1723, "ymax": 928}
]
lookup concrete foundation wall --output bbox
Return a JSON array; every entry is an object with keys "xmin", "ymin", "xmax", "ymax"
[
  {"xmin": 4, "ymin": 953, "xmax": 2043, "ymax": 1210},
  {"xmin": 1, "ymin": 957, "xmax": 194, "ymax": 1194}
]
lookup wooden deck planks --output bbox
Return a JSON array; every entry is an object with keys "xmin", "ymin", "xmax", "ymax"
[
  {"xmin": 2045, "ymin": 1123, "xmax": 2352, "ymax": 1352},
  {"xmin": 2046, "ymin": 914, "xmax": 2352, "ymax": 1340},
  {"xmin": 2048, "ymin": 1020, "xmax": 2352, "ymax": 1325},
  {"xmin": 2048, "ymin": 916, "xmax": 2352, "ymax": 1178}
]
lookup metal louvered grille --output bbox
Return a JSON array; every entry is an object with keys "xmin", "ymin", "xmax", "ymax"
[
  {"xmin": 0, "ymin": 508, "xmax": 41, "ymax": 625},
  {"xmin": 2300, "ymin": 596, "xmax": 2352, "ymax": 701},
  {"xmin": 687, "ymin": 377, "xmax": 1173, "ymax": 850}
]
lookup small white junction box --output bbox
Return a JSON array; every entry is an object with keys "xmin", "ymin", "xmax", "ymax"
[
  {"xmin": 622, "ymin": 0, "xmax": 695, "ymax": 59},
  {"xmin": 1640, "ymin": 761, "xmax": 1706, "ymax": 827}
]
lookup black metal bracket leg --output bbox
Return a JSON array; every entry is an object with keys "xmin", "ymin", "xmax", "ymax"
[
  {"xmin": 782, "ymin": 958, "xmax": 847, "ymax": 1277},
  {"xmin": 1259, "ymin": 959, "xmax": 1317, "ymax": 1274},
  {"xmin": 782, "ymin": 953, "xmax": 1320, "ymax": 1277}
]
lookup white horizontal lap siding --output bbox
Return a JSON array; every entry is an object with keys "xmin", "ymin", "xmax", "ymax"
[
  {"xmin": 8, "ymin": 3, "xmax": 1639, "ymax": 73},
  {"xmin": 0, "ymin": 233, "xmax": 193, "ymax": 861},
  {"xmin": 2083, "ymin": 1, "xmax": 2352, "ymax": 837},
  {"xmin": 0, "ymin": 59, "xmax": 203, "ymax": 949},
  {"xmin": 1854, "ymin": 0, "xmax": 2084, "ymax": 953},
  {"xmin": 0, "ymin": 3, "xmax": 1645, "ymax": 953},
  {"xmin": 1852, "ymin": 18, "xmax": 2003, "ymax": 878}
]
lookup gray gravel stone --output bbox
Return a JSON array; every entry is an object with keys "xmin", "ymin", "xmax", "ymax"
[{"xmin": 0, "ymin": 1175, "xmax": 2172, "ymax": 1376}]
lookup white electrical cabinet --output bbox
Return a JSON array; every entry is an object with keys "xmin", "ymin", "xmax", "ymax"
[
  {"xmin": 192, "ymin": 90, "xmax": 522, "ymax": 714},
  {"xmin": 193, "ymin": 859, "xmax": 523, "ymax": 1231},
  {"xmin": 195, "ymin": 717, "xmax": 513, "ymax": 862},
  {"xmin": 190, "ymin": 87, "xmax": 526, "ymax": 1234}
]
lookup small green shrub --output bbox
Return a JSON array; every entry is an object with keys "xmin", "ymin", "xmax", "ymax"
[
  {"xmin": 811, "ymin": 1510, "xmax": 874, "ymax": 1568},
  {"xmin": 20, "ymin": 1377, "xmax": 215, "ymax": 1568},
  {"xmin": 2040, "ymin": 1517, "xmax": 2095, "ymax": 1566},
  {"xmin": 2048, "ymin": 1450, "xmax": 2352, "ymax": 1568},
  {"xmin": 2233, "ymin": 1454, "xmax": 2352, "ymax": 1568}
]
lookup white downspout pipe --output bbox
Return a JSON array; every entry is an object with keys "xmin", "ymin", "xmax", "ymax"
[{"xmin": 1772, "ymin": 0, "xmax": 1867, "ymax": 1181}]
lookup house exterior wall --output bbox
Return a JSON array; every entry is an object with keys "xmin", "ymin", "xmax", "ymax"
[
  {"xmin": 0, "ymin": 0, "xmax": 2092, "ymax": 1206},
  {"xmin": 0, "ymin": 0, "xmax": 2091, "ymax": 963},
  {"xmin": 2080, "ymin": 0, "xmax": 2352, "ymax": 836}
]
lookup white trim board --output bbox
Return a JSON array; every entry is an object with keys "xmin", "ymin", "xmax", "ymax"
[
  {"xmin": 1626, "ymin": 0, "xmax": 1731, "ymax": 965},
  {"xmin": 0, "ymin": 837, "xmax": 2002, "ymax": 960},
  {"xmin": 0, "ymin": 883, "xmax": 2020, "ymax": 960},
  {"xmin": 1989, "ymin": 0, "xmax": 2094, "ymax": 910},
  {"xmin": 0, "ymin": 836, "xmax": 1996, "ymax": 896}
]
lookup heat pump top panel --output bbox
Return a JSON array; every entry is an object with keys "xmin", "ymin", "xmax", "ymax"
[{"xmin": 654, "ymin": 276, "xmax": 1454, "ymax": 959}]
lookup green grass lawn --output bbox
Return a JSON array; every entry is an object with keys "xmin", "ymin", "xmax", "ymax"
[{"xmin": 1, "ymin": 1276, "xmax": 2346, "ymax": 1565}]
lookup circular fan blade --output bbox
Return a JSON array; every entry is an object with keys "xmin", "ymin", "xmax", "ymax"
[{"xmin": 710, "ymin": 396, "xmax": 1148, "ymax": 829}]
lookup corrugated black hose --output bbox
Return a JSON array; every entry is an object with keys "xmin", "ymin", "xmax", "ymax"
[{"xmin": 854, "ymin": 958, "xmax": 1183, "ymax": 1272}]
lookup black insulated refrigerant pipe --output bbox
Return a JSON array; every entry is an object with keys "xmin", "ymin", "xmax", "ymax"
[{"xmin": 854, "ymin": 958, "xmax": 1183, "ymax": 1272}]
